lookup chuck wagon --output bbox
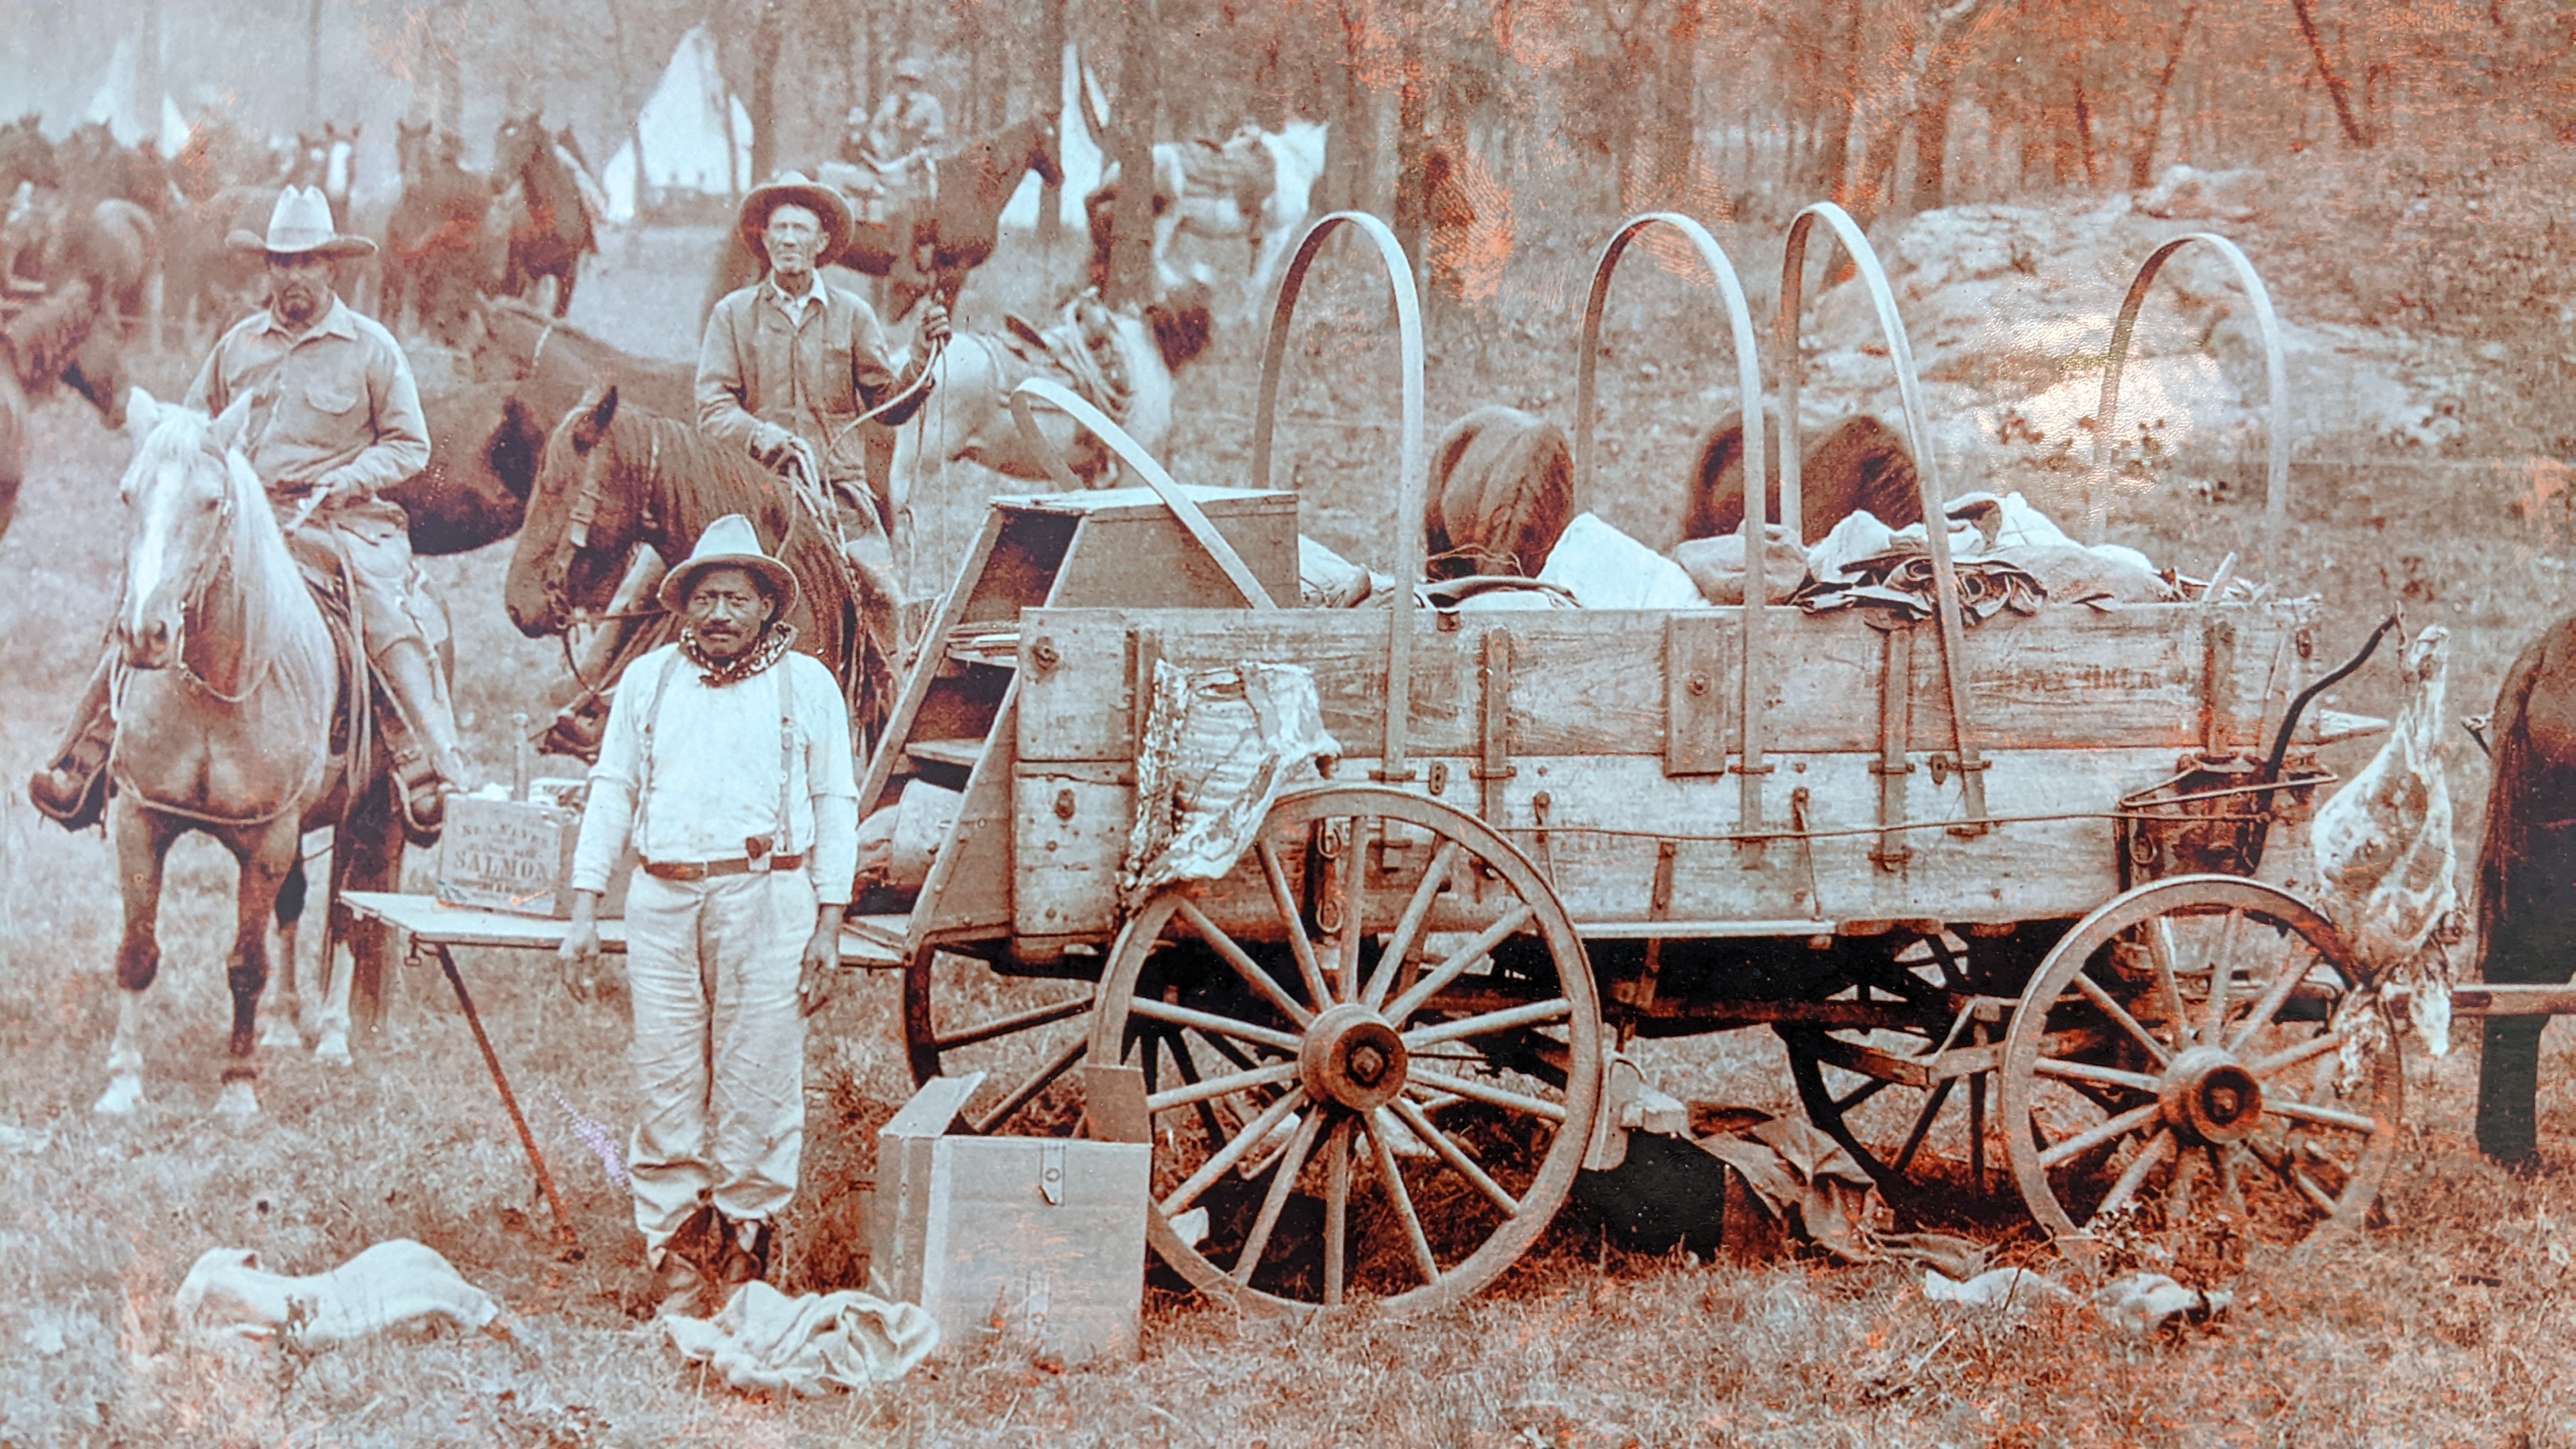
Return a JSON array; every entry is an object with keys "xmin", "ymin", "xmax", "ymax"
[{"xmin": 845, "ymin": 205, "xmax": 2414, "ymax": 1317}]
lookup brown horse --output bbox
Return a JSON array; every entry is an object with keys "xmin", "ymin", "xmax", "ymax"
[
  {"xmin": 2474, "ymin": 614, "xmax": 2576, "ymax": 1165},
  {"xmin": 1685, "ymin": 411, "xmax": 1924, "ymax": 544},
  {"xmin": 383, "ymin": 120, "xmax": 498, "ymax": 341},
  {"xmin": 502, "ymin": 386, "xmax": 898, "ymax": 753},
  {"xmin": 490, "ymin": 110, "xmax": 597, "ymax": 317},
  {"xmin": 1425, "ymin": 405, "xmax": 1575, "ymax": 580},
  {"xmin": 700, "ymin": 113, "xmax": 1063, "ymax": 325},
  {"xmin": 95, "ymin": 390, "xmax": 411, "ymax": 1115},
  {"xmin": 386, "ymin": 380, "xmax": 553, "ymax": 556}
]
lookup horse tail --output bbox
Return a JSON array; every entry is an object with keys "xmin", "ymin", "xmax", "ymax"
[{"xmin": 2476, "ymin": 623, "xmax": 2565, "ymax": 969}]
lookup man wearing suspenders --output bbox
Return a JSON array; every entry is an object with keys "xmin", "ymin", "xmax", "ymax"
[{"xmin": 559, "ymin": 516, "xmax": 859, "ymax": 1318}]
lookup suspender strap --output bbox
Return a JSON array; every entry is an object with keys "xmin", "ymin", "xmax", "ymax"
[
  {"xmin": 776, "ymin": 657, "xmax": 798, "ymax": 854},
  {"xmin": 631, "ymin": 649, "xmax": 802, "ymax": 863},
  {"xmin": 631, "ymin": 649, "xmax": 684, "ymax": 855}
]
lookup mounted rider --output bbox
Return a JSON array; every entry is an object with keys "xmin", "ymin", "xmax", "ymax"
[
  {"xmin": 695, "ymin": 172, "xmax": 949, "ymax": 576},
  {"xmin": 30, "ymin": 186, "xmax": 466, "ymax": 841},
  {"xmin": 865, "ymin": 57, "xmax": 946, "ymax": 172}
]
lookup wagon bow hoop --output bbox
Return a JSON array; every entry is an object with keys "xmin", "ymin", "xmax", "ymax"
[
  {"xmin": 2087, "ymin": 233, "xmax": 2290, "ymax": 543},
  {"xmin": 1250, "ymin": 211, "xmax": 1427, "ymax": 779},
  {"xmin": 1776, "ymin": 201, "xmax": 1988, "ymax": 832},
  {"xmin": 1576, "ymin": 212, "xmax": 1770, "ymax": 826},
  {"xmin": 1007, "ymin": 377, "xmax": 1276, "ymax": 610}
]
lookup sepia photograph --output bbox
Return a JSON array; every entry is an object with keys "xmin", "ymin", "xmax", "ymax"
[{"xmin": 1, "ymin": 0, "xmax": 2572, "ymax": 1442}]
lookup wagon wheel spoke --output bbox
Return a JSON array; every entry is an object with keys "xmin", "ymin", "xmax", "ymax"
[
  {"xmin": 1332, "ymin": 814, "xmax": 1375, "ymax": 1002},
  {"xmin": 2243, "ymin": 1136, "xmax": 2342, "ymax": 1216},
  {"xmin": 1159, "ymin": 1087, "xmax": 1309, "ymax": 1219},
  {"xmin": 2226, "ymin": 945, "xmax": 2318, "ymax": 1056},
  {"xmin": 967, "ymin": 1034, "xmax": 1085, "ymax": 1136},
  {"xmin": 1128, "ymin": 997, "xmax": 1304, "ymax": 1055},
  {"xmin": 1890, "ymin": 1077, "xmax": 1957, "ymax": 1177},
  {"xmin": 1256, "ymin": 839, "xmax": 1334, "ymax": 1010},
  {"xmin": 1154, "ymin": 1030, "xmax": 1250, "ymax": 1154},
  {"xmin": 2145, "ymin": 918, "xmax": 2191, "ymax": 1049},
  {"xmin": 2031, "ymin": 1057, "xmax": 2162, "ymax": 1095},
  {"xmin": 1180, "ymin": 900, "xmax": 1316, "ymax": 1028},
  {"xmin": 1362, "ymin": 1112, "xmax": 1441, "ymax": 1287},
  {"xmin": 2212, "ymin": 1143, "xmax": 2249, "ymax": 1219},
  {"xmin": 2094, "ymin": 1128, "xmax": 2176, "ymax": 1220},
  {"xmin": 2035, "ymin": 1100, "xmax": 2163, "ymax": 1171},
  {"xmin": 1403, "ymin": 1067, "xmax": 1569, "ymax": 1124},
  {"xmin": 2262, "ymin": 1098, "xmax": 2384, "ymax": 1135},
  {"xmin": 1322, "ymin": 1117, "xmax": 1353, "ymax": 1307},
  {"xmin": 2200, "ymin": 908, "xmax": 2245, "ymax": 1047},
  {"xmin": 2165, "ymin": 1142, "xmax": 2202, "ymax": 1224},
  {"xmin": 1385, "ymin": 904, "xmax": 1536, "ymax": 1025},
  {"xmin": 1833, "ymin": 1076, "xmax": 1892, "ymax": 1116},
  {"xmin": 2070, "ymin": 969, "xmax": 2173, "ymax": 1067},
  {"xmin": 1361, "ymin": 839, "xmax": 1462, "ymax": 1012},
  {"xmin": 1405, "ymin": 998, "xmax": 1572, "ymax": 1049},
  {"xmin": 1230, "ymin": 1109, "xmax": 1326, "ymax": 1285}
]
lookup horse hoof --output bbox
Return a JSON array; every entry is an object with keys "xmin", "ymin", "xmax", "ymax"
[
  {"xmin": 94, "ymin": 1075, "xmax": 143, "ymax": 1116},
  {"xmin": 216, "ymin": 1080, "xmax": 260, "ymax": 1122},
  {"xmin": 315, "ymin": 1030, "xmax": 352, "ymax": 1068}
]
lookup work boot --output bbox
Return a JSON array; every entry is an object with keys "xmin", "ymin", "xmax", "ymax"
[
  {"xmin": 645, "ymin": 1250, "xmax": 713, "ymax": 1322},
  {"xmin": 645, "ymin": 1204, "xmax": 727, "ymax": 1320},
  {"xmin": 375, "ymin": 639, "xmax": 468, "ymax": 845},
  {"xmin": 714, "ymin": 1218, "xmax": 776, "ymax": 1307},
  {"xmin": 28, "ymin": 655, "xmax": 115, "ymax": 832}
]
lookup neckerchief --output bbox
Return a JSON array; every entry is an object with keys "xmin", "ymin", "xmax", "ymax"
[{"xmin": 680, "ymin": 622, "xmax": 798, "ymax": 686}]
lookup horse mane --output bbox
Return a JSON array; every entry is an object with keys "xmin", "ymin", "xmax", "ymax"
[{"xmin": 131, "ymin": 406, "xmax": 313, "ymax": 680}]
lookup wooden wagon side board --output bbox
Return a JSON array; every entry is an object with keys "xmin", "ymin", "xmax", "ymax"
[{"xmin": 1014, "ymin": 600, "xmax": 2318, "ymax": 764}]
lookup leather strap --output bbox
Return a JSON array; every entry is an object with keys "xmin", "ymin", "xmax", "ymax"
[{"xmin": 642, "ymin": 853, "xmax": 806, "ymax": 883}]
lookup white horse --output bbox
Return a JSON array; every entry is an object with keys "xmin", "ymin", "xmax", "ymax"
[{"xmin": 888, "ymin": 287, "xmax": 1214, "ymax": 592}]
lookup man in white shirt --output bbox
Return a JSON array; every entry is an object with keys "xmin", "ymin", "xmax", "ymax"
[{"xmin": 559, "ymin": 515, "xmax": 859, "ymax": 1318}]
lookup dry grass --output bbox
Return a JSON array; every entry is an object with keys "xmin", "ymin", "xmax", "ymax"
[{"xmin": 3, "ymin": 152, "xmax": 2573, "ymax": 1445}]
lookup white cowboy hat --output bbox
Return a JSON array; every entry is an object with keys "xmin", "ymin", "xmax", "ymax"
[
  {"xmin": 738, "ymin": 170, "xmax": 853, "ymax": 264},
  {"xmin": 227, "ymin": 184, "xmax": 376, "ymax": 259},
  {"xmin": 659, "ymin": 513, "xmax": 800, "ymax": 616}
]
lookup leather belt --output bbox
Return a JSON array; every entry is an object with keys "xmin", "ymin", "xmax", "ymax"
[{"xmin": 642, "ymin": 853, "xmax": 805, "ymax": 882}]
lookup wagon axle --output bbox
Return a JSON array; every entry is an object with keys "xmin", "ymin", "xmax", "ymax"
[{"xmin": 2161, "ymin": 1046, "xmax": 2264, "ymax": 1146}]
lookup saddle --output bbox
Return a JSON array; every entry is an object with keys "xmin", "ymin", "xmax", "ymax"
[
  {"xmin": 281, "ymin": 528, "xmax": 434, "ymax": 794},
  {"xmin": 998, "ymin": 296, "xmax": 1132, "ymax": 426}
]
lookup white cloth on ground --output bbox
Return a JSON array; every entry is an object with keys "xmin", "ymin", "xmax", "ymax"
[
  {"xmin": 625, "ymin": 867, "xmax": 816, "ymax": 1251},
  {"xmin": 570, "ymin": 645, "xmax": 860, "ymax": 901},
  {"xmin": 174, "ymin": 1242, "xmax": 502, "ymax": 1349},
  {"xmin": 1536, "ymin": 513, "xmax": 1705, "ymax": 610},
  {"xmin": 665, "ymin": 1280, "xmax": 939, "ymax": 1395}
]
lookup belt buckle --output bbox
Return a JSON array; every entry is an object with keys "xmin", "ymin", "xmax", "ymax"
[{"xmin": 745, "ymin": 835, "xmax": 775, "ymax": 873}]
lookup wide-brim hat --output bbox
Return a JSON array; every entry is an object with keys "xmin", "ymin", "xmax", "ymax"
[
  {"xmin": 659, "ymin": 513, "xmax": 801, "ymax": 617},
  {"xmin": 739, "ymin": 171, "xmax": 851, "ymax": 264},
  {"xmin": 227, "ymin": 184, "xmax": 377, "ymax": 259}
]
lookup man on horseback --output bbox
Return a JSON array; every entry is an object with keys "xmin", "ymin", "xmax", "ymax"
[
  {"xmin": 696, "ymin": 172, "xmax": 948, "ymax": 576},
  {"xmin": 864, "ymin": 58, "xmax": 946, "ymax": 172},
  {"xmin": 30, "ymin": 186, "xmax": 466, "ymax": 841}
]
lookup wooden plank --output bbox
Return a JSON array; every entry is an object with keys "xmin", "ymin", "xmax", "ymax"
[
  {"xmin": 907, "ymin": 690, "xmax": 1021, "ymax": 948},
  {"xmin": 1014, "ymin": 774, "xmax": 1134, "ymax": 938},
  {"xmin": 339, "ymin": 892, "xmax": 906, "ymax": 967},
  {"xmin": 957, "ymin": 508, "xmax": 1078, "ymax": 627},
  {"xmin": 1664, "ymin": 614, "xmax": 1731, "ymax": 775},
  {"xmin": 2453, "ymin": 985, "xmax": 2576, "ymax": 1018},
  {"xmin": 1014, "ymin": 614, "xmax": 1135, "ymax": 763},
  {"xmin": 906, "ymin": 739, "xmax": 985, "ymax": 770},
  {"xmin": 1020, "ymin": 603, "xmax": 2314, "ymax": 764}
]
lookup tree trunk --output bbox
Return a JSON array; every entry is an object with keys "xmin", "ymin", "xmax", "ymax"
[
  {"xmin": 1849, "ymin": 115, "xmax": 1906, "ymax": 229},
  {"xmin": 2288, "ymin": 0, "xmax": 2370, "ymax": 148},
  {"xmin": 1037, "ymin": 0, "xmax": 1066, "ymax": 272},
  {"xmin": 1394, "ymin": 12, "xmax": 1426, "ymax": 279},
  {"xmin": 437, "ymin": 4, "xmax": 464, "ymax": 133},
  {"xmin": 1821, "ymin": 0, "xmax": 1862, "ymax": 200},
  {"xmin": 1909, "ymin": 48, "xmax": 1960, "ymax": 213},
  {"xmin": 305, "ymin": 0, "xmax": 323, "ymax": 127},
  {"xmin": 749, "ymin": 0, "xmax": 784, "ymax": 186},
  {"xmin": 2071, "ymin": 70, "xmax": 2098, "ymax": 185},
  {"xmin": 2129, "ymin": 2, "xmax": 2198, "ymax": 189},
  {"xmin": 138, "ymin": 0, "xmax": 162, "ymax": 123},
  {"xmin": 1652, "ymin": 0, "xmax": 1700, "ymax": 206},
  {"xmin": 1106, "ymin": 0, "xmax": 1159, "ymax": 307}
]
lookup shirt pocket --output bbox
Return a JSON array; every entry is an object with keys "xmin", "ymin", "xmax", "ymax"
[{"xmin": 304, "ymin": 380, "xmax": 363, "ymax": 417}]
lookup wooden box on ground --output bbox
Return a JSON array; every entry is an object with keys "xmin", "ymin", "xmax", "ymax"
[{"xmin": 869, "ymin": 1073, "xmax": 1151, "ymax": 1365}]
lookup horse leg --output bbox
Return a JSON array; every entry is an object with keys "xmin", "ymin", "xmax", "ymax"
[
  {"xmin": 318, "ymin": 785, "xmax": 400, "ymax": 1063},
  {"xmin": 258, "ymin": 850, "xmax": 310, "ymax": 1051},
  {"xmin": 553, "ymin": 260, "xmax": 577, "ymax": 318},
  {"xmin": 217, "ymin": 818, "xmax": 300, "ymax": 1120},
  {"xmin": 97, "ymin": 798, "xmax": 177, "ymax": 1116}
]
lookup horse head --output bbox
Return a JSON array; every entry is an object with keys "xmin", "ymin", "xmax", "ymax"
[
  {"xmin": 490, "ymin": 110, "xmax": 543, "ymax": 186},
  {"xmin": 506, "ymin": 384, "xmax": 642, "ymax": 637},
  {"xmin": 394, "ymin": 118, "xmax": 431, "ymax": 184},
  {"xmin": 115, "ymin": 389, "xmax": 260, "ymax": 670}
]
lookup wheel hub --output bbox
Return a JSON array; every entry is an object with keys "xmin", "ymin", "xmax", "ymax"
[
  {"xmin": 2159, "ymin": 1045, "xmax": 2264, "ymax": 1145},
  {"xmin": 1301, "ymin": 1002, "xmax": 1409, "ymax": 1112}
]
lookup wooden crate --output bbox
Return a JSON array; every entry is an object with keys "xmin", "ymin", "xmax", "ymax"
[
  {"xmin": 869, "ymin": 1075, "xmax": 1151, "ymax": 1365},
  {"xmin": 433, "ymin": 796, "xmax": 581, "ymax": 918}
]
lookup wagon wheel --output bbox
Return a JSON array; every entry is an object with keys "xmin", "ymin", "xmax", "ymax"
[
  {"xmin": 2000, "ymin": 875, "xmax": 2403, "ymax": 1264},
  {"xmin": 1780, "ymin": 925, "xmax": 2065, "ymax": 1223},
  {"xmin": 1089, "ymin": 784, "xmax": 1603, "ymax": 1316},
  {"xmin": 902, "ymin": 945, "xmax": 1095, "ymax": 1136}
]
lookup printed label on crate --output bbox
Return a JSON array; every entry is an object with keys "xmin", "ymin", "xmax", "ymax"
[{"xmin": 435, "ymin": 798, "xmax": 579, "ymax": 916}]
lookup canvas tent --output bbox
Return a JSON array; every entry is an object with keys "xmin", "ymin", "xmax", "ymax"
[
  {"xmin": 999, "ymin": 43, "xmax": 1106, "ymax": 231},
  {"xmin": 603, "ymin": 23, "xmax": 753, "ymax": 223}
]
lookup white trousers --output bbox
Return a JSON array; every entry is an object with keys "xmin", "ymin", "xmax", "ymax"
[{"xmin": 624, "ymin": 867, "xmax": 814, "ymax": 1253}]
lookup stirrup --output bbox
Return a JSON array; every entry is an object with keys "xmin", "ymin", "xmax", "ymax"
[{"xmin": 28, "ymin": 755, "xmax": 109, "ymax": 832}]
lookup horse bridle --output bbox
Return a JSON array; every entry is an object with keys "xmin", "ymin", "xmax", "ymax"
[
  {"xmin": 162, "ymin": 452, "xmax": 252, "ymax": 703},
  {"xmin": 539, "ymin": 426, "xmax": 663, "ymax": 643}
]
